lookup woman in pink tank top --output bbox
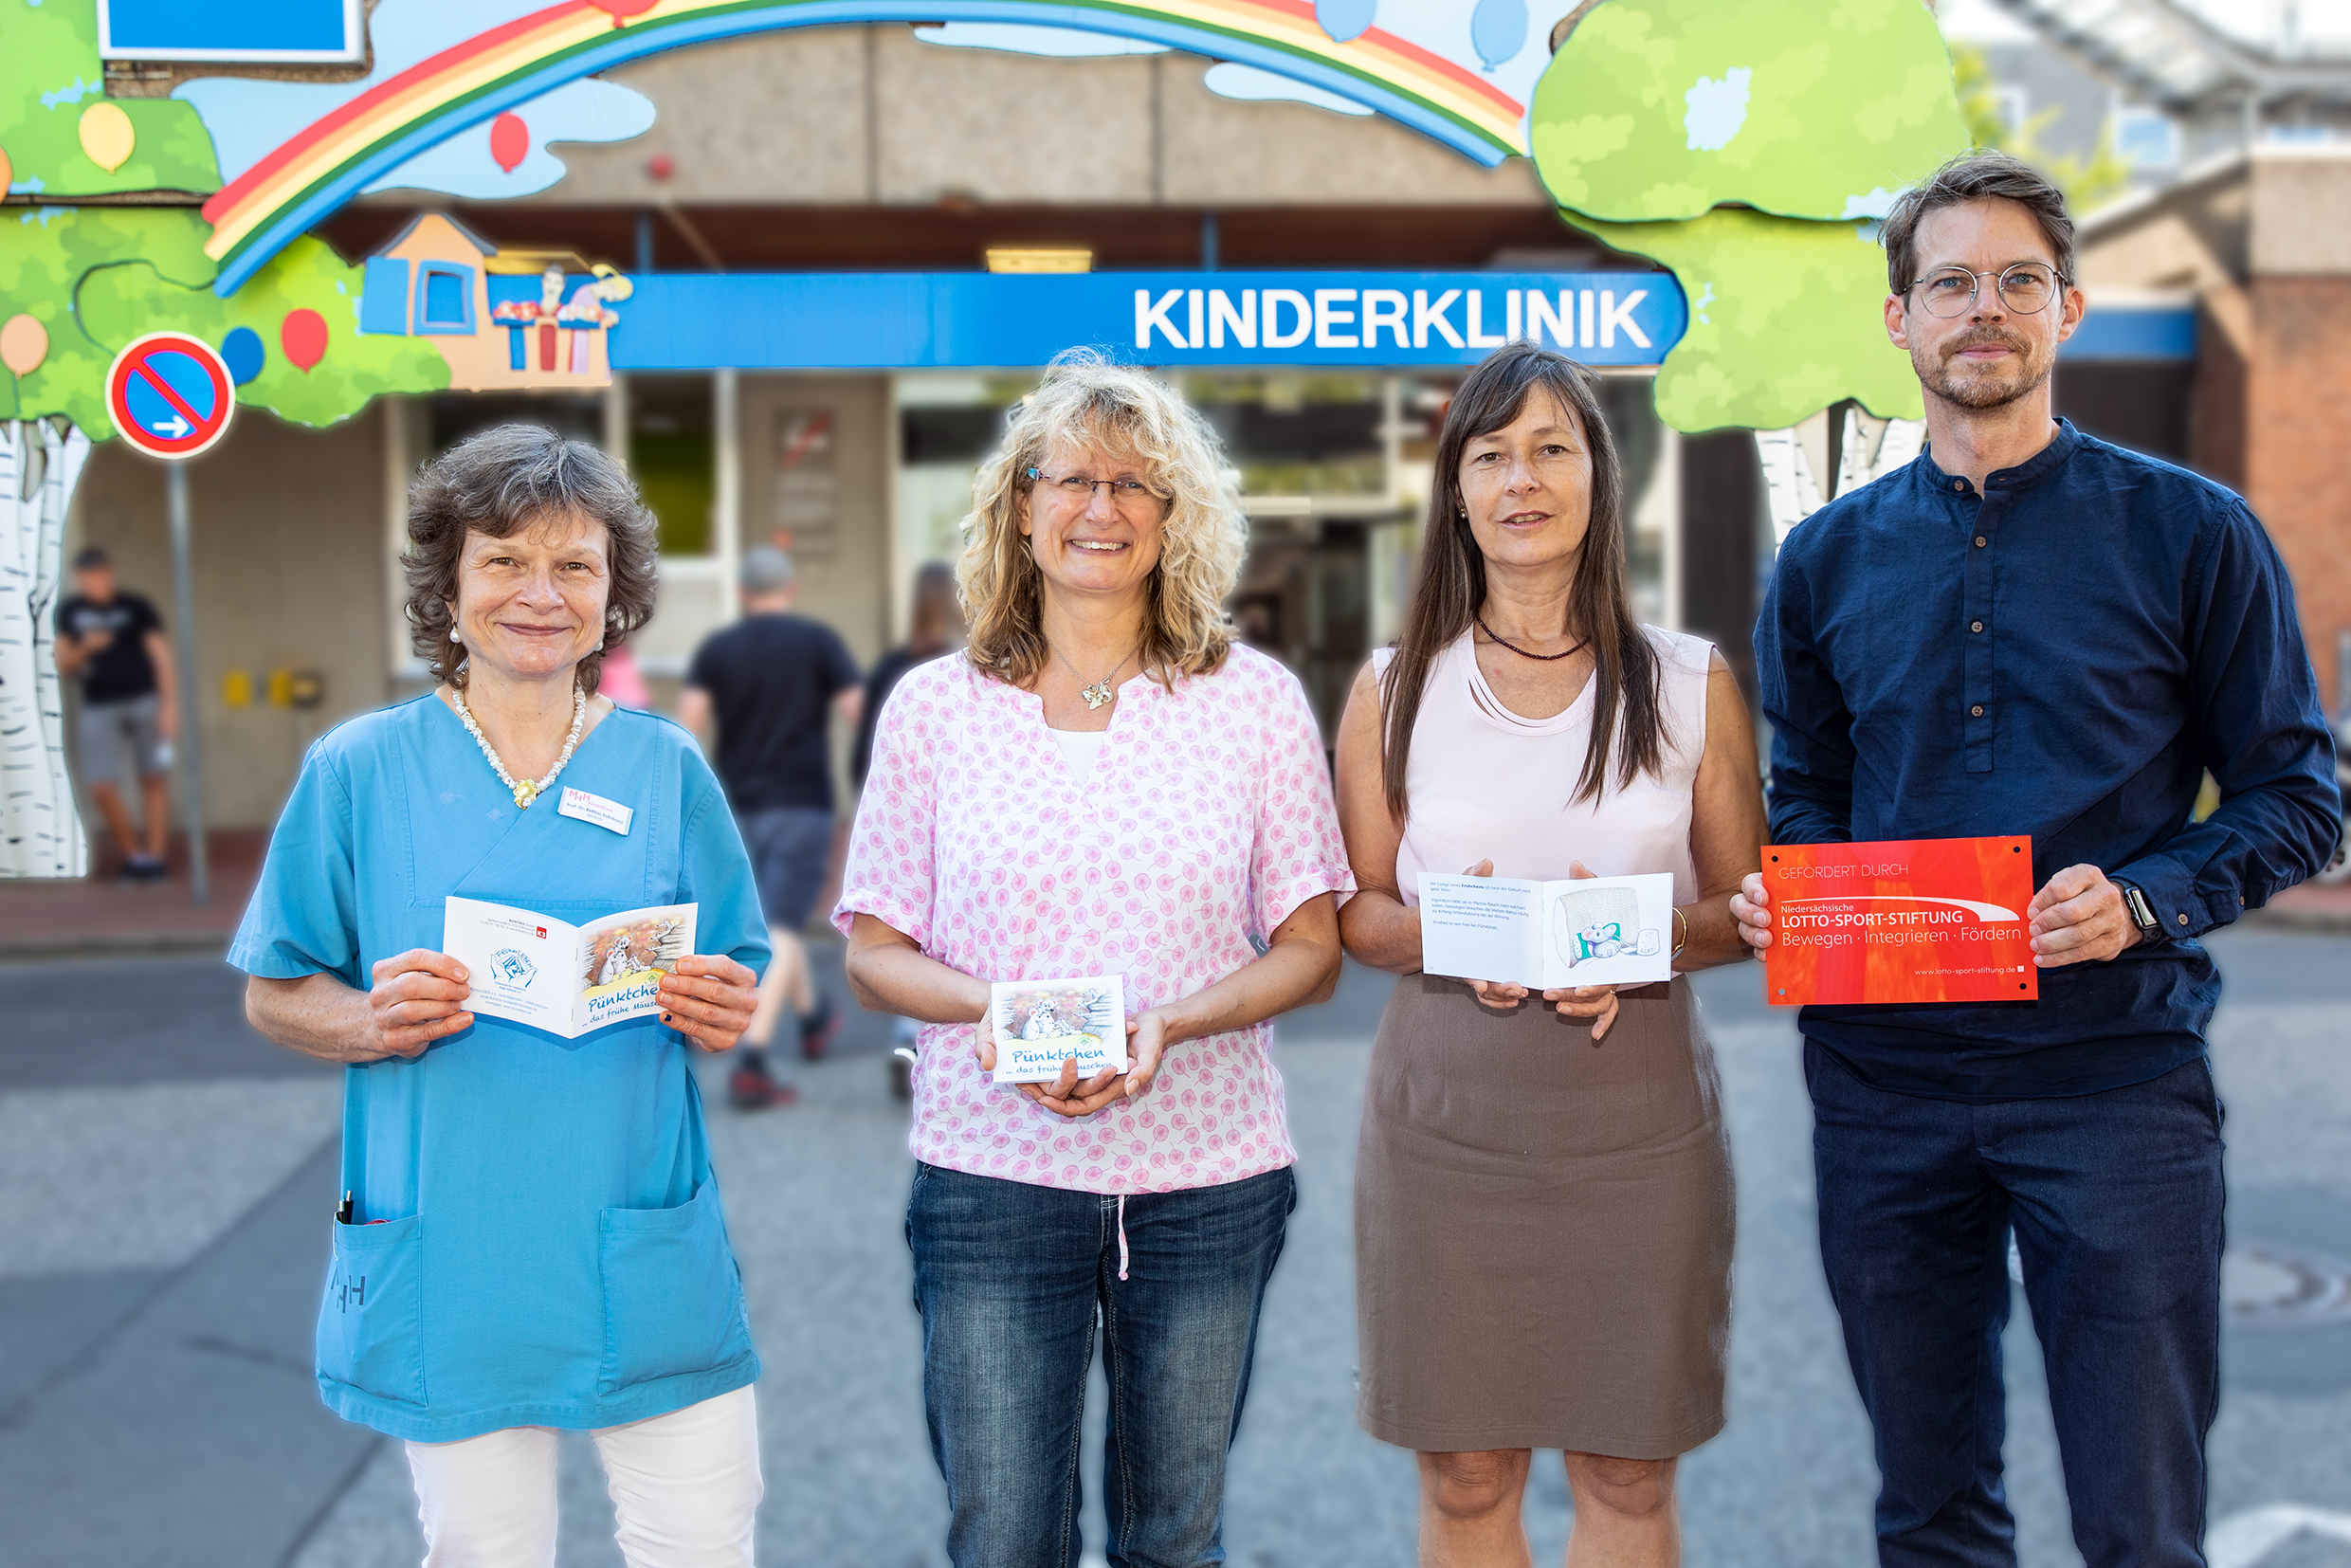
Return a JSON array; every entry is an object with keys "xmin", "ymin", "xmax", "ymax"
[{"xmin": 1334, "ymin": 344, "xmax": 1767, "ymax": 1566}]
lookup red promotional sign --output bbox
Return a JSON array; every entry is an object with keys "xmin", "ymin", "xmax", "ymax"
[
  {"xmin": 104, "ymin": 332, "xmax": 235, "ymax": 460},
  {"xmin": 1762, "ymin": 836, "xmax": 2040, "ymax": 1007}
]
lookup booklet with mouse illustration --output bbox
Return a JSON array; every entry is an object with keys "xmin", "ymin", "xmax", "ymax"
[
  {"xmin": 989, "ymin": 975, "xmax": 1128, "ymax": 1084},
  {"xmin": 442, "ymin": 896, "xmax": 698, "ymax": 1038},
  {"xmin": 1417, "ymin": 872, "xmax": 1677, "ymax": 991}
]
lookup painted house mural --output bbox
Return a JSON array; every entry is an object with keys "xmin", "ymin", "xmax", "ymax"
[{"xmin": 357, "ymin": 214, "xmax": 630, "ymax": 392}]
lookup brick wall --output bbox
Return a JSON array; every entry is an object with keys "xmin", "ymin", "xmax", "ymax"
[{"xmin": 2245, "ymin": 275, "xmax": 2351, "ymax": 715}]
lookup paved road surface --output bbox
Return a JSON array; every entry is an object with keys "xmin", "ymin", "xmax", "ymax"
[{"xmin": 3, "ymin": 933, "xmax": 2348, "ymax": 1567}]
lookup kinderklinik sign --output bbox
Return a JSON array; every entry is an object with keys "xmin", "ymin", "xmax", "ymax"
[{"xmin": 606, "ymin": 272, "xmax": 1689, "ymax": 373}]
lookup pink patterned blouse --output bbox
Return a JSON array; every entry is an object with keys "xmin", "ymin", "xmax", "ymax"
[{"xmin": 832, "ymin": 645, "xmax": 1356, "ymax": 1195}]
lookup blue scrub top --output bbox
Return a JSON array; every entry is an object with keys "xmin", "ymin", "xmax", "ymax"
[{"xmin": 228, "ymin": 696, "xmax": 772, "ymax": 1443}]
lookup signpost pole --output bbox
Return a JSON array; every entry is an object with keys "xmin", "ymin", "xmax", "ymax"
[{"xmin": 166, "ymin": 463, "xmax": 209, "ymax": 906}]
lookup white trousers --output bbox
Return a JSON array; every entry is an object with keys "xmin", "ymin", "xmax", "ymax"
[{"xmin": 405, "ymin": 1385, "xmax": 762, "ymax": 1568}]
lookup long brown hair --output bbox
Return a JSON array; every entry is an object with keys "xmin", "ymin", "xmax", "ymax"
[{"xmin": 1378, "ymin": 343, "xmax": 1665, "ymax": 821}]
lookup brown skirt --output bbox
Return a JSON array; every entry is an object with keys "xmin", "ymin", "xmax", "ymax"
[{"xmin": 1353, "ymin": 974, "xmax": 1734, "ymax": 1459}]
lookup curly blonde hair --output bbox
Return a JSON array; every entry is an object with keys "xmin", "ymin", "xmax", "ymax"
[{"xmin": 958, "ymin": 350, "xmax": 1245, "ymax": 688}]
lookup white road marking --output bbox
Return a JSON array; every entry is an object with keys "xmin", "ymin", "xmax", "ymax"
[{"xmin": 2208, "ymin": 1505, "xmax": 2351, "ymax": 1568}]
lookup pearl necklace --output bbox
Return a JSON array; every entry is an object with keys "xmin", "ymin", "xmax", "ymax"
[{"xmin": 452, "ymin": 685, "xmax": 586, "ymax": 809}]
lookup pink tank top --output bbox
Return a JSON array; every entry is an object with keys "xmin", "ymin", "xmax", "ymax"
[{"xmin": 1376, "ymin": 626, "xmax": 1714, "ymax": 906}]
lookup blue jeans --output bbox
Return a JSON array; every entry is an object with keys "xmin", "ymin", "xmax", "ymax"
[
  {"xmin": 905, "ymin": 1162, "xmax": 1296, "ymax": 1568},
  {"xmin": 1807, "ymin": 1042, "xmax": 2225, "ymax": 1568}
]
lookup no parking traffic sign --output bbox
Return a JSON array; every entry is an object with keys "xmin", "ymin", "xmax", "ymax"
[{"xmin": 104, "ymin": 332, "xmax": 234, "ymax": 459}]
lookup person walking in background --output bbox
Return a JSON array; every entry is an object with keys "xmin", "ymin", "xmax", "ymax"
[
  {"xmin": 850, "ymin": 561, "xmax": 964, "ymax": 788},
  {"xmin": 595, "ymin": 642, "xmax": 653, "ymax": 709},
  {"xmin": 680, "ymin": 545, "xmax": 862, "ymax": 1110},
  {"xmin": 834, "ymin": 350, "xmax": 1352, "ymax": 1568},
  {"xmin": 850, "ymin": 560, "xmax": 967, "ymax": 1100},
  {"xmin": 54, "ymin": 546, "xmax": 178, "ymax": 882},
  {"xmin": 1735, "ymin": 151, "xmax": 2341, "ymax": 1566},
  {"xmin": 1335, "ymin": 343, "xmax": 1763, "ymax": 1566}
]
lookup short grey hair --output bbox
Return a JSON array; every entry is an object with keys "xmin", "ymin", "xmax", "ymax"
[
  {"xmin": 1882, "ymin": 149, "xmax": 2076, "ymax": 298},
  {"xmin": 403, "ymin": 426, "xmax": 658, "ymax": 694},
  {"xmin": 740, "ymin": 545, "xmax": 795, "ymax": 595}
]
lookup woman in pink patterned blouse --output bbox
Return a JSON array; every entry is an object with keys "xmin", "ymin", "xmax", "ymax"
[{"xmin": 833, "ymin": 351, "xmax": 1354, "ymax": 1568}]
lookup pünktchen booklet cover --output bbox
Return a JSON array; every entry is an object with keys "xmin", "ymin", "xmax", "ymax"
[
  {"xmin": 443, "ymin": 896, "xmax": 698, "ymax": 1039},
  {"xmin": 990, "ymin": 975, "xmax": 1127, "ymax": 1084}
]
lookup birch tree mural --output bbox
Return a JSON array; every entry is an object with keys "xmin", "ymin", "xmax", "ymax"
[{"xmin": 0, "ymin": 420, "xmax": 90, "ymax": 876}]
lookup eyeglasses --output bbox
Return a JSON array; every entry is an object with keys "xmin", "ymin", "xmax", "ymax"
[
  {"xmin": 1027, "ymin": 467, "xmax": 1164, "ymax": 511},
  {"xmin": 1904, "ymin": 263, "xmax": 2070, "ymax": 319}
]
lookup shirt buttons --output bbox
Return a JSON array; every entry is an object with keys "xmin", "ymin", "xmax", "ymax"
[
  {"xmin": 2178, "ymin": 913, "xmax": 2189, "ymax": 925},
  {"xmin": 1971, "ymin": 704, "xmax": 1984, "ymax": 716},
  {"xmin": 1971, "ymin": 620, "xmax": 1984, "ymax": 632},
  {"xmin": 1954, "ymin": 480, "xmax": 1966, "ymax": 492},
  {"xmin": 1975, "ymin": 536, "xmax": 1988, "ymax": 547}
]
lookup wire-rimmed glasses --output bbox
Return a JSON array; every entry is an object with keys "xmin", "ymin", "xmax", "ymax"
[
  {"xmin": 1026, "ymin": 466, "xmax": 1165, "ymax": 512},
  {"xmin": 1905, "ymin": 263, "xmax": 2070, "ymax": 319}
]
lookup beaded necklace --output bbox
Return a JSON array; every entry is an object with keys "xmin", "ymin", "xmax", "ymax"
[{"xmin": 452, "ymin": 684, "xmax": 587, "ymax": 808}]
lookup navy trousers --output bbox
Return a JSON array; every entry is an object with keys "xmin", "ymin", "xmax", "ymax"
[
  {"xmin": 1806, "ymin": 1042, "xmax": 2225, "ymax": 1568},
  {"xmin": 906, "ymin": 1161, "xmax": 1295, "ymax": 1568}
]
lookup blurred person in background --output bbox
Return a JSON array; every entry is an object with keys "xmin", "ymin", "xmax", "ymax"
[
  {"xmin": 834, "ymin": 350, "xmax": 1353, "ymax": 1568},
  {"xmin": 680, "ymin": 545, "xmax": 862, "ymax": 1110},
  {"xmin": 232, "ymin": 427, "xmax": 771, "ymax": 1565},
  {"xmin": 54, "ymin": 545, "xmax": 177, "ymax": 881},
  {"xmin": 596, "ymin": 642, "xmax": 653, "ymax": 709},
  {"xmin": 1334, "ymin": 343, "xmax": 1763, "ymax": 1567},
  {"xmin": 1736, "ymin": 152, "xmax": 2341, "ymax": 1566},
  {"xmin": 849, "ymin": 559, "xmax": 967, "ymax": 1100},
  {"xmin": 850, "ymin": 560, "xmax": 965, "ymax": 785}
]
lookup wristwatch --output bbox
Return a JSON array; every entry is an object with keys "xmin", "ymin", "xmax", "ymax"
[{"xmin": 2111, "ymin": 877, "xmax": 2162, "ymax": 942}]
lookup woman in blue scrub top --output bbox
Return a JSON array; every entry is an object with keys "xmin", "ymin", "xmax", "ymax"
[{"xmin": 234, "ymin": 428, "xmax": 773, "ymax": 1567}]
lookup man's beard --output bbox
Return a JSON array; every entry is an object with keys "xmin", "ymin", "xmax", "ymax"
[{"xmin": 1913, "ymin": 328, "xmax": 2052, "ymax": 410}]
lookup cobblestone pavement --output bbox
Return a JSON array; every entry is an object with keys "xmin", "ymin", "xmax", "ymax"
[{"xmin": 3, "ymin": 933, "xmax": 2347, "ymax": 1567}]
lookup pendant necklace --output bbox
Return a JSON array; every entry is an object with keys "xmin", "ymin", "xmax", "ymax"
[
  {"xmin": 452, "ymin": 684, "xmax": 587, "ymax": 808},
  {"xmin": 1051, "ymin": 642, "xmax": 1138, "ymax": 711},
  {"xmin": 1475, "ymin": 611, "xmax": 1589, "ymax": 663}
]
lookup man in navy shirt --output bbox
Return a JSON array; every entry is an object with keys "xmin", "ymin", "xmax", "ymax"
[
  {"xmin": 1734, "ymin": 152, "xmax": 2339, "ymax": 1566},
  {"xmin": 680, "ymin": 546, "xmax": 863, "ymax": 1107}
]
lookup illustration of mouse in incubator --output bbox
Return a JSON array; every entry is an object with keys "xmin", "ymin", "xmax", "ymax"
[{"xmin": 1553, "ymin": 884, "xmax": 1664, "ymax": 969}]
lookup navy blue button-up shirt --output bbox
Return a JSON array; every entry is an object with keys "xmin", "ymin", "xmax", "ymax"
[{"xmin": 1756, "ymin": 420, "xmax": 2340, "ymax": 1100}]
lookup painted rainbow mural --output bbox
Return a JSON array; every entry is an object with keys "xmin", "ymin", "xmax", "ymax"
[{"xmin": 201, "ymin": 0, "xmax": 1532, "ymax": 295}]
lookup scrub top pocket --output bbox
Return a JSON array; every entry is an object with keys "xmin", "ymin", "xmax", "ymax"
[
  {"xmin": 318, "ymin": 1212, "xmax": 428, "ymax": 1407},
  {"xmin": 596, "ymin": 1180, "xmax": 753, "ymax": 1395}
]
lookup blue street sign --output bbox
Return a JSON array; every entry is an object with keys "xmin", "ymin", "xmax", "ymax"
[{"xmin": 105, "ymin": 333, "xmax": 235, "ymax": 460}]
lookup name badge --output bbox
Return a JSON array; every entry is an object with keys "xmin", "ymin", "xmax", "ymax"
[{"xmin": 557, "ymin": 787, "xmax": 633, "ymax": 835}]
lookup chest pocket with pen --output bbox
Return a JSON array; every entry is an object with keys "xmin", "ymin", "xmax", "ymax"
[{"xmin": 317, "ymin": 1207, "xmax": 428, "ymax": 1406}]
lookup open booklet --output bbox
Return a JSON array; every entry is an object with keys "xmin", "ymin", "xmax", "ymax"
[
  {"xmin": 1418, "ymin": 871, "xmax": 1677, "ymax": 991},
  {"xmin": 443, "ymin": 896, "xmax": 699, "ymax": 1039},
  {"xmin": 990, "ymin": 975, "xmax": 1128, "ymax": 1084}
]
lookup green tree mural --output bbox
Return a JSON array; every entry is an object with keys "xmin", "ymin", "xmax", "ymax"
[
  {"xmin": 0, "ymin": 0, "xmax": 221, "ymax": 199},
  {"xmin": 0, "ymin": 6, "xmax": 447, "ymax": 874},
  {"xmin": 1529, "ymin": 0, "xmax": 1973, "ymax": 433}
]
